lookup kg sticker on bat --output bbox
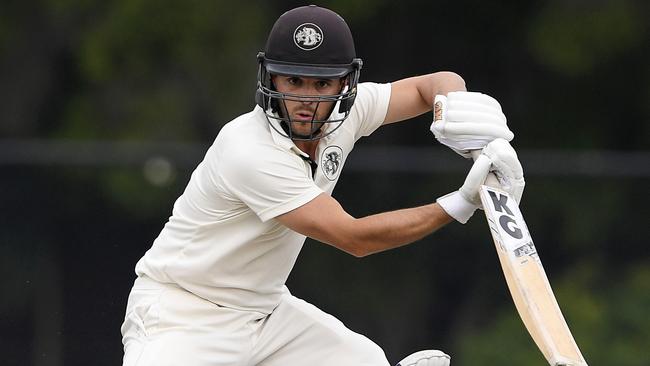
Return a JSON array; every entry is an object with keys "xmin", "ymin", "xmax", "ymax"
[{"xmin": 480, "ymin": 186, "xmax": 532, "ymax": 252}]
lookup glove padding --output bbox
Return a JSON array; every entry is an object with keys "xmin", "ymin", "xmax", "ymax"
[
  {"xmin": 481, "ymin": 138, "xmax": 525, "ymax": 203},
  {"xmin": 396, "ymin": 350, "xmax": 450, "ymax": 366},
  {"xmin": 436, "ymin": 153, "xmax": 491, "ymax": 223},
  {"xmin": 430, "ymin": 91, "xmax": 513, "ymax": 158},
  {"xmin": 437, "ymin": 138, "xmax": 525, "ymax": 223}
]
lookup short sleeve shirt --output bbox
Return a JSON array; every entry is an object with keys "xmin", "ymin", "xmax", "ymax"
[{"xmin": 135, "ymin": 82, "xmax": 392, "ymax": 314}]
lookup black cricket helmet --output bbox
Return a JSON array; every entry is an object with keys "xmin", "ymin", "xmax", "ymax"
[{"xmin": 256, "ymin": 5, "xmax": 363, "ymax": 140}]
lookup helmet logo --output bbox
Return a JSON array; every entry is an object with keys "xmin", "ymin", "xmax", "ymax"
[
  {"xmin": 321, "ymin": 146, "xmax": 343, "ymax": 181},
  {"xmin": 294, "ymin": 23, "xmax": 323, "ymax": 50}
]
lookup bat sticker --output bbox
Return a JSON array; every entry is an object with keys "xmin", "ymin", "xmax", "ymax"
[{"xmin": 514, "ymin": 242, "xmax": 537, "ymax": 258}]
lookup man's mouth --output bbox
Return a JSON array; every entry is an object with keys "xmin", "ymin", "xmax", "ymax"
[{"xmin": 293, "ymin": 111, "xmax": 315, "ymax": 122}]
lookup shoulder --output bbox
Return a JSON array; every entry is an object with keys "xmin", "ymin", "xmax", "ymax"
[
  {"xmin": 211, "ymin": 108, "xmax": 298, "ymax": 174},
  {"xmin": 213, "ymin": 108, "xmax": 274, "ymax": 157},
  {"xmin": 355, "ymin": 82, "xmax": 392, "ymax": 102},
  {"xmin": 198, "ymin": 108, "xmax": 273, "ymax": 180},
  {"xmin": 350, "ymin": 82, "xmax": 392, "ymax": 116},
  {"xmin": 344, "ymin": 82, "xmax": 392, "ymax": 138},
  {"xmin": 217, "ymin": 107, "xmax": 268, "ymax": 145}
]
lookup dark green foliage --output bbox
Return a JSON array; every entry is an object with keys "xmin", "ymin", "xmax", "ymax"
[{"xmin": 0, "ymin": 1, "xmax": 648, "ymax": 365}]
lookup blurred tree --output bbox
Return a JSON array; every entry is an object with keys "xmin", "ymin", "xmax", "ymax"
[
  {"xmin": 65, "ymin": 0, "xmax": 270, "ymax": 140},
  {"xmin": 46, "ymin": 0, "xmax": 272, "ymax": 215},
  {"xmin": 0, "ymin": 1, "xmax": 648, "ymax": 365},
  {"xmin": 528, "ymin": 0, "xmax": 645, "ymax": 76},
  {"xmin": 524, "ymin": 0, "xmax": 650, "ymax": 150},
  {"xmin": 453, "ymin": 262, "xmax": 650, "ymax": 366}
]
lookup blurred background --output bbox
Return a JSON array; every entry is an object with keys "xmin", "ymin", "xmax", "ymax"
[{"xmin": 1, "ymin": 0, "xmax": 648, "ymax": 365}]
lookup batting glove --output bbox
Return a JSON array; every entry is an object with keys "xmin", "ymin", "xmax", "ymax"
[
  {"xmin": 430, "ymin": 91, "xmax": 513, "ymax": 158},
  {"xmin": 437, "ymin": 138, "xmax": 525, "ymax": 223}
]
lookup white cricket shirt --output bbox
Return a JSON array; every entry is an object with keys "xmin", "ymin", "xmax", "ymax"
[{"xmin": 135, "ymin": 82, "xmax": 392, "ymax": 314}]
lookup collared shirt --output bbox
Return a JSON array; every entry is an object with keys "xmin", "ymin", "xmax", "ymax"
[{"xmin": 135, "ymin": 82, "xmax": 392, "ymax": 314}]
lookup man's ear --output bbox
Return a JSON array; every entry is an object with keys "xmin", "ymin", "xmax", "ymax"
[
  {"xmin": 269, "ymin": 74, "xmax": 277, "ymax": 90},
  {"xmin": 340, "ymin": 77, "xmax": 348, "ymax": 91}
]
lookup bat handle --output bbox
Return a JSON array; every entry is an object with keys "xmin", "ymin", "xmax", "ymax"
[{"xmin": 470, "ymin": 149, "xmax": 501, "ymax": 189}]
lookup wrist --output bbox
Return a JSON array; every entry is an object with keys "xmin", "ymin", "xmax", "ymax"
[{"xmin": 436, "ymin": 191, "xmax": 479, "ymax": 224}]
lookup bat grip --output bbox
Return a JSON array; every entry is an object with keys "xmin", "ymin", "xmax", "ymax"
[{"xmin": 470, "ymin": 149, "xmax": 501, "ymax": 189}]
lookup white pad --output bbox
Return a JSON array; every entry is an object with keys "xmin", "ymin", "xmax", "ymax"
[{"xmin": 396, "ymin": 350, "xmax": 451, "ymax": 366}]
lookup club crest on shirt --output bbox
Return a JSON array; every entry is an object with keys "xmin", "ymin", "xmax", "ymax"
[{"xmin": 321, "ymin": 145, "xmax": 343, "ymax": 181}]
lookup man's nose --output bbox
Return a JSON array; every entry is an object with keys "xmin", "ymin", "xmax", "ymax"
[{"xmin": 297, "ymin": 83, "xmax": 320, "ymax": 96}]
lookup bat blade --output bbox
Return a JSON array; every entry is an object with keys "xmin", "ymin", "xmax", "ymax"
[{"xmin": 479, "ymin": 184, "xmax": 588, "ymax": 366}]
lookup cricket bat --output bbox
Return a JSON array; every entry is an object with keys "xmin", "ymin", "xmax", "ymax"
[{"xmin": 478, "ymin": 172, "xmax": 588, "ymax": 366}]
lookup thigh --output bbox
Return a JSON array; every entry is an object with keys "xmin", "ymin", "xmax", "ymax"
[
  {"xmin": 121, "ymin": 279, "xmax": 257, "ymax": 366},
  {"xmin": 252, "ymin": 294, "xmax": 389, "ymax": 366}
]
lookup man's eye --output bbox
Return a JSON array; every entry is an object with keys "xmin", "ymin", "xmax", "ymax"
[
  {"xmin": 288, "ymin": 78, "xmax": 300, "ymax": 85},
  {"xmin": 316, "ymin": 80, "xmax": 330, "ymax": 88}
]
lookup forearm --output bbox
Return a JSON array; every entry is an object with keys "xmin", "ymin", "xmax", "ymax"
[
  {"xmin": 384, "ymin": 71, "xmax": 466, "ymax": 124},
  {"xmin": 347, "ymin": 202, "xmax": 454, "ymax": 257},
  {"xmin": 420, "ymin": 71, "xmax": 467, "ymax": 107},
  {"xmin": 276, "ymin": 194, "xmax": 455, "ymax": 258}
]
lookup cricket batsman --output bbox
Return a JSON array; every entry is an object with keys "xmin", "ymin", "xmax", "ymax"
[{"xmin": 121, "ymin": 5, "xmax": 525, "ymax": 366}]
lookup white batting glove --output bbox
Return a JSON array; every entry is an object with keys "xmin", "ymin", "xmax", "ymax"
[
  {"xmin": 437, "ymin": 151, "xmax": 492, "ymax": 223},
  {"xmin": 430, "ymin": 91, "xmax": 513, "ymax": 158},
  {"xmin": 437, "ymin": 138, "xmax": 525, "ymax": 223},
  {"xmin": 396, "ymin": 350, "xmax": 451, "ymax": 366},
  {"xmin": 482, "ymin": 138, "xmax": 525, "ymax": 203}
]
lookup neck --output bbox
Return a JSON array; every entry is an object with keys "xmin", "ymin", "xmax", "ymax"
[{"xmin": 293, "ymin": 139, "xmax": 319, "ymax": 161}]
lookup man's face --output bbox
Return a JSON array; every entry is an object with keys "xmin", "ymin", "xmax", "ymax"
[{"xmin": 271, "ymin": 75, "xmax": 344, "ymax": 138}]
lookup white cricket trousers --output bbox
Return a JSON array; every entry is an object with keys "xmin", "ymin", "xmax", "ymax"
[{"xmin": 121, "ymin": 276, "xmax": 390, "ymax": 366}]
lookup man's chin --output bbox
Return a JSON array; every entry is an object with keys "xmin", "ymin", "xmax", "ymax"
[
  {"xmin": 291, "ymin": 117, "xmax": 316, "ymax": 124},
  {"xmin": 290, "ymin": 124, "xmax": 324, "ymax": 138}
]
